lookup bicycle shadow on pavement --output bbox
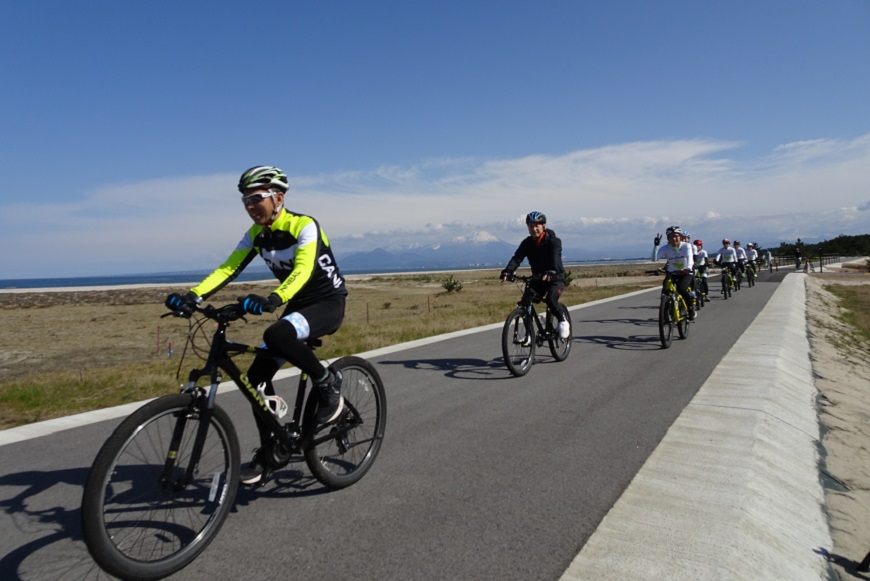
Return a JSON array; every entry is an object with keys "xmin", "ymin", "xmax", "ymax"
[
  {"xmin": 0, "ymin": 466, "xmax": 108, "ymax": 580},
  {"xmin": 234, "ymin": 459, "xmax": 332, "ymax": 505},
  {"xmin": 574, "ymin": 333, "xmax": 663, "ymax": 351},
  {"xmin": 378, "ymin": 357, "xmax": 512, "ymax": 381}
]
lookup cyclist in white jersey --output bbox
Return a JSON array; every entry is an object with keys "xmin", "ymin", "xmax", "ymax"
[
  {"xmin": 734, "ymin": 240, "xmax": 748, "ymax": 279},
  {"xmin": 715, "ymin": 238, "xmax": 739, "ymax": 286},
  {"xmin": 693, "ymin": 239, "xmax": 710, "ymax": 298},
  {"xmin": 652, "ymin": 225, "xmax": 696, "ymax": 319},
  {"xmin": 746, "ymin": 243, "xmax": 759, "ymax": 278}
]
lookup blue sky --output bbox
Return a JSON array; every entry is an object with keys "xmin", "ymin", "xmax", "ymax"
[{"xmin": 2, "ymin": 1, "xmax": 869, "ymax": 278}]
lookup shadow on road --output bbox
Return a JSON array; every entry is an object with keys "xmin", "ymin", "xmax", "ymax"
[{"xmin": 0, "ymin": 466, "xmax": 108, "ymax": 579}]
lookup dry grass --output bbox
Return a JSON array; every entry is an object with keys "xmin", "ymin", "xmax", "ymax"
[
  {"xmin": 0, "ymin": 266, "xmax": 657, "ymax": 429},
  {"xmin": 825, "ymin": 284, "xmax": 870, "ymax": 345}
]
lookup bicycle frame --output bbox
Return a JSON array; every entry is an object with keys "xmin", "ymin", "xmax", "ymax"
[
  {"xmin": 513, "ymin": 277, "xmax": 560, "ymax": 344},
  {"xmin": 166, "ymin": 304, "xmax": 355, "ymax": 481},
  {"xmin": 721, "ymin": 266, "xmax": 736, "ymax": 288},
  {"xmin": 662, "ymin": 275, "xmax": 688, "ymax": 323}
]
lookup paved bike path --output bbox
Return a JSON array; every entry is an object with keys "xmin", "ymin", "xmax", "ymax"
[{"xmin": 562, "ymin": 272, "xmax": 832, "ymax": 580}]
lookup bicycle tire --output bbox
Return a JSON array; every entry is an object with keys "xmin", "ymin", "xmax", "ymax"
[
  {"xmin": 501, "ymin": 308, "xmax": 535, "ymax": 376},
  {"xmin": 303, "ymin": 356, "xmax": 387, "ymax": 489},
  {"xmin": 81, "ymin": 394, "xmax": 240, "ymax": 581},
  {"xmin": 677, "ymin": 297, "xmax": 690, "ymax": 339},
  {"xmin": 658, "ymin": 296, "xmax": 674, "ymax": 349},
  {"xmin": 546, "ymin": 304, "xmax": 572, "ymax": 361},
  {"xmin": 721, "ymin": 273, "xmax": 731, "ymax": 299}
]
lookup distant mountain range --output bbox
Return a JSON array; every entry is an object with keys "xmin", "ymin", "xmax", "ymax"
[{"xmin": 337, "ymin": 231, "xmax": 517, "ymax": 272}]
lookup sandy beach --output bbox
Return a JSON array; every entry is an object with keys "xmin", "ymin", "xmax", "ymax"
[{"xmin": 804, "ymin": 269, "xmax": 870, "ymax": 578}]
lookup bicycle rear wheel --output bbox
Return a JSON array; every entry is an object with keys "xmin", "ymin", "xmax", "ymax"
[
  {"xmin": 721, "ymin": 273, "xmax": 731, "ymax": 299},
  {"xmin": 501, "ymin": 308, "xmax": 535, "ymax": 376},
  {"xmin": 81, "ymin": 394, "xmax": 240, "ymax": 581},
  {"xmin": 304, "ymin": 356, "xmax": 387, "ymax": 489},
  {"xmin": 546, "ymin": 304, "xmax": 572, "ymax": 361},
  {"xmin": 658, "ymin": 296, "xmax": 674, "ymax": 349}
]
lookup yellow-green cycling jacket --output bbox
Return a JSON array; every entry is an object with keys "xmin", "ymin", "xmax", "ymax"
[{"xmin": 191, "ymin": 209, "xmax": 347, "ymax": 305}]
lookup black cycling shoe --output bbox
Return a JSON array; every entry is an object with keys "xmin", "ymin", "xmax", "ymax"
[
  {"xmin": 315, "ymin": 368, "xmax": 345, "ymax": 425},
  {"xmin": 240, "ymin": 448, "xmax": 271, "ymax": 486}
]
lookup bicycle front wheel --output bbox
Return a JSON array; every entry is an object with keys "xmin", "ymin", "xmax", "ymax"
[
  {"xmin": 677, "ymin": 298, "xmax": 690, "ymax": 339},
  {"xmin": 658, "ymin": 297, "xmax": 674, "ymax": 349},
  {"xmin": 547, "ymin": 304, "xmax": 572, "ymax": 361},
  {"xmin": 502, "ymin": 308, "xmax": 535, "ymax": 376},
  {"xmin": 81, "ymin": 394, "xmax": 240, "ymax": 581},
  {"xmin": 304, "ymin": 356, "xmax": 387, "ymax": 489}
]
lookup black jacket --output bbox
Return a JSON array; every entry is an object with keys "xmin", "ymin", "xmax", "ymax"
[{"xmin": 505, "ymin": 228, "xmax": 565, "ymax": 282}]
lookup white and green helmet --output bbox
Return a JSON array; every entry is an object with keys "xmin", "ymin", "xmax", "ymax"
[{"xmin": 238, "ymin": 165, "xmax": 289, "ymax": 193}]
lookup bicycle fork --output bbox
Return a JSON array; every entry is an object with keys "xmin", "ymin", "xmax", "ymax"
[{"xmin": 159, "ymin": 393, "xmax": 212, "ymax": 491}]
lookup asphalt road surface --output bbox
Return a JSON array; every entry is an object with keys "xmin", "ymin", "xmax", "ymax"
[{"xmin": 0, "ymin": 270, "xmax": 788, "ymax": 580}]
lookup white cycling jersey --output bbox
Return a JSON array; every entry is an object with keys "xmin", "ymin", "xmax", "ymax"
[
  {"xmin": 747, "ymin": 248, "xmax": 759, "ymax": 261},
  {"xmin": 695, "ymin": 248, "xmax": 709, "ymax": 266},
  {"xmin": 735, "ymin": 246, "xmax": 748, "ymax": 260},
  {"xmin": 652, "ymin": 241, "xmax": 694, "ymax": 273},
  {"xmin": 716, "ymin": 246, "xmax": 738, "ymax": 263}
]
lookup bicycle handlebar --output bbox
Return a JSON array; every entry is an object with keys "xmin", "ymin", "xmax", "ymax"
[
  {"xmin": 162, "ymin": 300, "xmax": 249, "ymax": 323},
  {"xmin": 502, "ymin": 273, "xmax": 544, "ymax": 283}
]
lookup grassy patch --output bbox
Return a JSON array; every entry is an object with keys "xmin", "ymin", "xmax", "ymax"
[{"xmin": 826, "ymin": 285, "xmax": 870, "ymax": 345}]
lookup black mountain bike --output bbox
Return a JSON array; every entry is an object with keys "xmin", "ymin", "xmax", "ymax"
[
  {"xmin": 501, "ymin": 274, "xmax": 572, "ymax": 377},
  {"xmin": 81, "ymin": 300, "xmax": 387, "ymax": 581}
]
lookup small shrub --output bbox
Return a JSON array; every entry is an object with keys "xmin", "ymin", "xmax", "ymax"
[
  {"xmin": 442, "ymin": 276, "xmax": 464, "ymax": 293},
  {"xmin": 564, "ymin": 269, "xmax": 574, "ymax": 285}
]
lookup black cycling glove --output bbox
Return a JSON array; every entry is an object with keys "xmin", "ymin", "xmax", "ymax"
[
  {"xmin": 241, "ymin": 293, "xmax": 282, "ymax": 315},
  {"xmin": 165, "ymin": 291, "xmax": 199, "ymax": 311}
]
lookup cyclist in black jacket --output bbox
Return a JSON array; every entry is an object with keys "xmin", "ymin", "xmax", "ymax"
[{"xmin": 500, "ymin": 211, "xmax": 570, "ymax": 338}]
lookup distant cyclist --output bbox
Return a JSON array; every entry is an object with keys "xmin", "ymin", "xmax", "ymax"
[
  {"xmin": 652, "ymin": 226, "xmax": 696, "ymax": 320},
  {"xmin": 693, "ymin": 239, "xmax": 710, "ymax": 298},
  {"xmin": 745, "ymin": 243, "xmax": 759, "ymax": 278},
  {"xmin": 164, "ymin": 165, "xmax": 348, "ymax": 486},
  {"xmin": 715, "ymin": 238, "xmax": 739, "ymax": 288},
  {"xmin": 500, "ymin": 211, "xmax": 571, "ymax": 339},
  {"xmin": 734, "ymin": 241, "xmax": 748, "ymax": 280}
]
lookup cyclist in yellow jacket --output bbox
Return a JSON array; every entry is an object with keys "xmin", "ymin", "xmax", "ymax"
[{"xmin": 165, "ymin": 166, "xmax": 347, "ymax": 486}]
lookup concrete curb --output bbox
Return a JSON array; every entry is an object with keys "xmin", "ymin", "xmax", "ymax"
[{"xmin": 561, "ymin": 273, "xmax": 833, "ymax": 580}]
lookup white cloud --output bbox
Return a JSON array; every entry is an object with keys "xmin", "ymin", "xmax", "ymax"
[{"xmin": 2, "ymin": 134, "xmax": 869, "ymax": 278}]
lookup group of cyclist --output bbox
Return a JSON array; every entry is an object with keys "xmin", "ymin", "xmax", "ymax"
[
  {"xmin": 165, "ymin": 163, "xmax": 779, "ymax": 484},
  {"xmin": 652, "ymin": 225, "xmax": 764, "ymax": 317},
  {"xmin": 163, "ymin": 165, "xmax": 572, "ymax": 487},
  {"xmin": 712, "ymin": 238, "xmax": 761, "ymax": 292}
]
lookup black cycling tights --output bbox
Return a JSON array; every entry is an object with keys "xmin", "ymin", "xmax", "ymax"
[{"xmin": 245, "ymin": 320, "xmax": 327, "ymax": 444}]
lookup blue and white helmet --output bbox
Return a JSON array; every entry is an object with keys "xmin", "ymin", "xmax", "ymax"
[{"xmin": 525, "ymin": 211, "xmax": 547, "ymax": 225}]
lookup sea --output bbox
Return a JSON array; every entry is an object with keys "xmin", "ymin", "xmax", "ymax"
[{"xmin": 0, "ymin": 258, "xmax": 651, "ymax": 290}]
